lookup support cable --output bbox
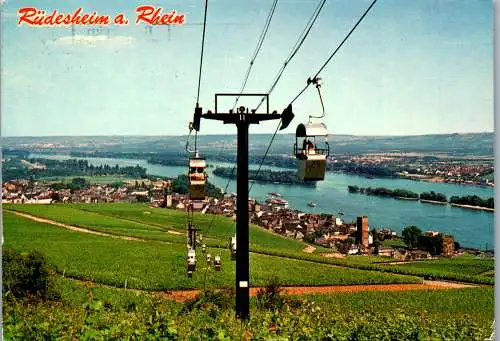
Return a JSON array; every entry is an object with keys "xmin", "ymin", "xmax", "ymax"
[
  {"xmin": 251, "ymin": 0, "xmax": 377, "ymax": 194},
  {"xmin": 233, "ymin": 0, "xmax": 279, "ymax": 111},
  {"xmin": 254, "ymin": 0, "xmax": 327, "ymax": 111},
  {"xmin": 196, "ymin": 0, "xmax": 209, "ymax": 106},
  {"xmin": 202, "ymin": 0, "xmax": 281, "ymax": 282},
  {"xmin": 289, "ymin": 0, "xmax": 378, "ymax": 106},
  {"xmin": 249, "ymin": 120, "xmax": 281, "ymax": 193},
  {"xmin": 202, "ymin": 163, "xmax": 236, "ymax": 289},
  {"xmin": 191, "ymin": 0, "xmax": 209, "ymax": 154}
]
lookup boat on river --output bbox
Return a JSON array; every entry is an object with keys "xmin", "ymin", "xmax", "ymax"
[{"xmin": 307, "ymin": 201, "xmax": 316, "ymax": 207}]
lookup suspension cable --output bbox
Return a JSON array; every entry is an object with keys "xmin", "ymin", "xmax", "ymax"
[
  {"xmin": 233, "ymin": 0, "xmax": 279, "ymax": 111},
  {"xmin": 251, "ymin": 1, "xmax": 377, "ymax": 193},
  {"xmin": 202, "ymin": 162, "xmax": 236, "ymax": 289},
  {"xmin": 249, "ymin": 120, "xmax": 281, "ymax": 193},
  {"xmin": 290, "ymin": 0, "xmax": 378, "ymax": 106},
  {"xmin": 202, "ymin": 0, "xmax": 281, "ymax": 280},
  {"xmin": 254, "ymin": 0, "xmax": 327, "ymax": 111},
  {"xmin": 196, "ymin": 0, "xmax": 209, "ymax": 106},
  {"xmin": 246, "ymin": 0, "xmax": 327, "ymax": 192}
]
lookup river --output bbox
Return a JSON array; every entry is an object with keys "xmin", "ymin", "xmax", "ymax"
[{"xmin": 30, "ymin": 154, "xmax": 494, "ymax": 250}]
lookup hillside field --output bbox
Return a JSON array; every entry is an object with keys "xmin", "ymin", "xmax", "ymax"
[{"xmin": 2, "ymin": 203, "xmax": 495, "ymax": 339}]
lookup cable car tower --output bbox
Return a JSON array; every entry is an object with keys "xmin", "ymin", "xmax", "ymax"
[{"xmin": 191, "ymin": 94, "xmax": 289, "ymax": 319}]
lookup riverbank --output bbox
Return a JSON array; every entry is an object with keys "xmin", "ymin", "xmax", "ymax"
[
  {"xmin": 25, "ymin": 153, "xmax": 494, "ymax": 249},
  {"xmin": 348, "ymin": 185, "xmax": 494, "ymax": 213},
  {"xmin": 450, "ymin": 203, "xmax": 495, "ymax": 212},
  {"xmin": 420, "ymin": 199, "xmax": 447, "ymax": 205}
]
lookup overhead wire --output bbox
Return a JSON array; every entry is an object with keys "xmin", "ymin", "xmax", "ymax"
[
  {"xmin": 289, "ymin": 0, "xmax": 378, "ymax": 106},
  {"xmin": 196, "ymin": 0, "xmax": 209, "ymax": 107},
  {"xmin": 185, "ymin": 0, "xmax": 209, "ymax": 278},
  {"xmin": 192, "ymin": 0, "xmax": 209, "ymax": 153},
  {"xmin": 201, "ymin": 0, "xmax": 282, "ymax": 288},
  {"xmin": 254, "ymin": 0, "xmax": 327, "ymax": 112},
  {"xmin": 203, "ymin": 0, "xmax": 284, "ymax": 244},
  {"xmin": 250, "ymin": 0, "xmax": 378, "ymax": 193},
  {"xmin": 232, "ymin": 0, "xmax": 279, "ymax": 111},
  {"xmin": 202, "ymin": 162, "xmax": 236, "ymax": 290},
  {"xmin": 248, "ymin": 0, "xmax": 327, "ymax": 192}
]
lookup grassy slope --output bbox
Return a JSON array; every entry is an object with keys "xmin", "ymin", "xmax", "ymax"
[
  {"xmin": 4, "ymin": 203, "xmax": 494, "ymax": 284},
  {"xmin": 5, "ymin": 277, "xmax": 494, "ymax": 340},
  {"xmin": 6, "ymin": 203, "xmax": 309, "ymax": 252},
  {"xmin": 70, "ymin": 203, "xmax": 309, "ymax": 252},
  {"xmin": 4, "ymin": 212, "xmax": 421, "ymax": 290},
  {"xmin": 378, "ymin": 254, "xmax": 494, "ymax": 277}
]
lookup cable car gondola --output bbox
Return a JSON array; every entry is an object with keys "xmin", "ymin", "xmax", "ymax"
[
  {"xmin": 230, "ymin": 236, "xmax": 237, "ymax": 260},
  {"xmin": 188, "ymin": 154, "xmax": 208, "ymax": 200},
  {"xmin": 187, "ymin": 247, "xmax": 196, "ymax": 276},
  {"xmin": 293, "ymin": 77, "xmax": 330, "ymax": 181},
  {"xmin": 214, "ymin": 255, "xmax": 221, "ymax": 272},
  {"xmin": 294, "ymin": 123, "xmax": 329, "ymax": 181}
]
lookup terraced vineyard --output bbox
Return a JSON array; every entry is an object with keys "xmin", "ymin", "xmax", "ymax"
[
  {"xmin": 3, "ymin": 203, "xmax": 495, "ymax": 339},
  {"xmin": 4, "ymin": 203, "xmax": 494, "ymax": 285},
  {"xmin": 4, "ymin": 275, "xmax": 494, "ymax": 340},
  {"xmin": 4, "ymin": 211, "xmax": 422, "ymax": 290}
]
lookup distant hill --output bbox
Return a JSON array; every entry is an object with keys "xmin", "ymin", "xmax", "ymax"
[{"xmin": 2, "ymin": 132, "xmax": 493, "ymax": 156}]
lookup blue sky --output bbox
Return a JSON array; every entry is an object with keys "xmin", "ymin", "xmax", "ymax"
[{"xmin": 1, "ymin": 0, "xmax": 493, "ymax": 136}]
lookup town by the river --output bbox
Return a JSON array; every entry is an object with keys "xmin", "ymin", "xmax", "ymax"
[{"xmin": 30, "ymin": 154, "xmax": 494, "ymax": 250}]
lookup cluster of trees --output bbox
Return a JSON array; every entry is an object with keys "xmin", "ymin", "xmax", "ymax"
[
  {"xmin": 67, "ymin": 151, "xmax": 404, "ymax": 179},
  {"xmin": 349, "ymin": 186, "xmax": 455, "ymax": 203},
  {"xmin": 419, "ymin": 191, "xmax": 447, "ymax": 202},
  {"xmin": 3, "ymin": 149, "xmax": 31, "ymax": 158},
  {"xmin": 401, "ymin": 225, "xmax": 459, "ymax": 255},
  {"xmin": 213, "ymin": 167, "xmax": 315, "ymax": 186},
  {"xmin": 4, "ymin": 158, "xmax": 148, "ymax": 181},
  {"xmin": 3, "ymin": 248, "xmax": 58, "ymax": 301},
  {"xmin": 449, "ymin": 195, "xmax": 494, "ymax": 209},
  {"xmin": 171, "ymin": 175, "xmax": 223, "ymax": 198},
  {"xmin": 331, "ymin": 163, "xmax": 395, "ymax": 177},
  {"xmin": 347, "ymin": 186, "xmax": 418, "ymax": 199}
]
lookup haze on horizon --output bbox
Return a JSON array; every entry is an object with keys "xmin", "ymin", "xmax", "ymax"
[{"xmin": 1, "ymin": 0, "xmax": 493, "ymax": 137}]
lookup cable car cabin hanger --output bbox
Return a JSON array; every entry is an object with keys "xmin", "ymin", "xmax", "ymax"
[{"xmin": 293, "ymin": 77, "xmax": 330, "ymax": 181}]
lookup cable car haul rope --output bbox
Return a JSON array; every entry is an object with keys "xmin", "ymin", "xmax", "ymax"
[{"xmin": 178, "ymin": 0, "xmax": 379, "ymax": 319}]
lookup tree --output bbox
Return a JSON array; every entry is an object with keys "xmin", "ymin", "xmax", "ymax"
[
  {"xmin": 402, "ymin": 225, "xmax": 422, "ymax": 249},
  {"xmin": 69, "ymin": 177, "xmax": 88, "ymax": 191},
  {"xmin": 348, "ymin": 185, "xmax": 360, "ymax": 193}
]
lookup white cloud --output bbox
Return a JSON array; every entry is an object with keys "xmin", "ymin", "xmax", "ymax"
[{"xmin": 50, "ymin": 35, "xmax": 134, "ymax": 48}]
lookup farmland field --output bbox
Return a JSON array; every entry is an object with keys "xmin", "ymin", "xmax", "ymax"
[
  {"xmin": 2, "ymin": 203, "xmax": 495, "ymax": 340},
  {"xmin": 4, "ymin": 203, "xmax": 494, "ymax": 284},
  {"xmin": 375, "ymin": 254, "xmax": 494, "ymax": 283},
  {"xmin": 3, "ymin": 211, "xmax": 422, "ymax": 290},
  {"xmin": 4, "ymin": 275, "xmax": 494, "ymax": 340},
  {"xmin": 69, "ymin": 203, "xmax": 311, "ymax": 253},
  {"xmin": 5, "ymin": 203, "xmax": 310, "ymax": 252}
]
